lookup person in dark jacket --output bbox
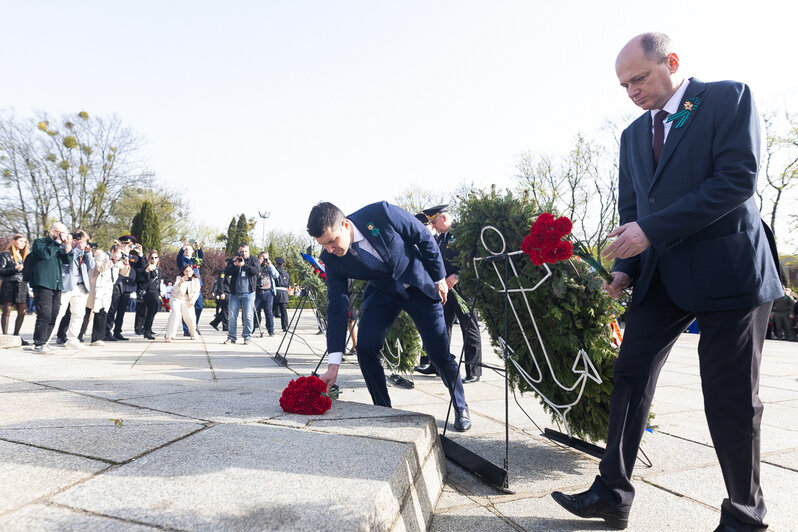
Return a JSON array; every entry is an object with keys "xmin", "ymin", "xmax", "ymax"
[
  {"xmin": 0, "ymin": 234, "xmax": 31, "ymax": 344},
  {"xmin": 273, "ymin": 257, "xmax": 290, "ymax": 331},
  {"xmin": 223, "ymin": 244, "xmax": 260, "ymax": 344},
  {"xmin": 253, "ymin": 252, "xmax": 278, "ymax": 336},
  {"xmin": 139, "ymin": 250, "xmax": 162, "ymax": 340},
  {"xmin": 209, "ymin": 273, "xmax": 230, "ymax": 331},
  {"xmin": 30, "ymin": 223, "xmax": 74, "ymax": 352}
]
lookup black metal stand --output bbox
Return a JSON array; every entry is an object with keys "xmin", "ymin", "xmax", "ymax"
[
  {"xmin": 440, "ymin": 253, "xmax": 513, "ymax": 493},
  {"xmin": 272, "ymin": 291, "xmax": 312, "ymax": 367},
  {"xmin": 310, "ymin": 282, "xmax": 365, "ymax": 376}
]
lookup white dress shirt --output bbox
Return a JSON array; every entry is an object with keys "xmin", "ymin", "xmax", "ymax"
[{"xmin": 650, "ymin": 78, "xmax": 690, "ymax": 145}]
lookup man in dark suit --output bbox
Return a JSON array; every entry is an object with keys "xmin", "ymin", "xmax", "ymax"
[
  {"xmin": 551, "ymin": 33, "xmax": 782, "ymax": 531},
  {"xmin": 307, "ymin": 201, "xmax": 471, "ymax": 432}
]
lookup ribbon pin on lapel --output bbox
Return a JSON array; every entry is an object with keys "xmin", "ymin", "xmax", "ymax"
[
  {"xmin": 367, "ymin": 223, "xmax": 380, "ymax": 237},
  {"xmin": 666, "ymin": 97, "xmax": 701, "ymax": 128}
]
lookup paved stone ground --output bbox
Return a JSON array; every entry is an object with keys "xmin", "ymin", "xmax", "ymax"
[{"xmin": 1, "ymin": 308, "xmax": 796, "ymax": 531}]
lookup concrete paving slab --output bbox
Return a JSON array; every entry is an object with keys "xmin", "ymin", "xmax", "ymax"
[
  {"xmin": 762, "ymin": 449, "xmax": 798, "ymax": 470},
  {"xmin": 431, "ymin": 505, "xmax": 519, "ymax": 532},
  {"xmin": 52, "ymin": 423, "xmax": 436, "ymax": 531},
  {"xmin": 0, "ymin": 375, "xmax": 42, "ymax": 393},
  {"xmin": 0, "ymin": 504, "xmax": 159, "ymax": 531},
  {"xmin": 0, "ymin": 439, "xmax": 108, "ymax": 514},
  {"xmin": 646, "ymin": 462, "xmax": 794, "ymax": 531},
  {"xmin": 493, "ymin": 480, "xmax": 721, "ymax": 531},
  {"xmin": 634, "ymin": 430, "xmax": 719, "ymax": 478},
  {"xmin": 122, "ymin": 386, "xmax": 284, "ymax": 423},
  {"xmin": 0, "ymin": 421, "xmax": 206, "ymax": 464},
  {"xmin": 654, "ymin": 409, "xmax": 798, "ymax": 455}
]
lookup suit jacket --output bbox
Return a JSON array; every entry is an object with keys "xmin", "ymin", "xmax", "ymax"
[
  {"xmin": 614, "ymin": 78, "xmax": 781, "ymax": 311},
  {"xmin": 321, "ymin": 201, "xmax": 447, "ymax": 353},
  {"xmin": 61, "ymin": 248, "xmax": 96, "ymax": 292}
]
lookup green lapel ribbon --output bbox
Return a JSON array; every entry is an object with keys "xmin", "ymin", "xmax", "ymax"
[
  {"xmin": 366, "ymin": 223, "xmax": 380, "ymax": 237},
  {"xmin": 666, "ymin": 97, "xmax": 701, "ymax": 129}
]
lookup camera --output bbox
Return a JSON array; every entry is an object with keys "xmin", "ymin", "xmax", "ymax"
[
  {"xmin": 70, "ymin": 232, "xmax": 82, "ymax": 240},
  {"xmin": 88, "ymin": 242, "xmax": 98, "ymax": 249}
]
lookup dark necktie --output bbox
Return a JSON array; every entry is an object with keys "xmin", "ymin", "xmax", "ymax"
[
  {"xmin": 351, "ymin": 242, "xmax": 387, "ymax": 273},
  {"xmin": 351, "ymin": 242, "xmax": 406, "ymax": 296},
  {"xmin": 653, "ymin": 110, "xmax": 669, "ymax": 165}
]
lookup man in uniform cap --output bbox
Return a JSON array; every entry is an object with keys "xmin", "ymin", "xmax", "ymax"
[
  {"xmin": 272, "ymin": 257, "xmax": 290, "ymax": 331},
  {"xmin": 417, "ymin": 205, "xmax": 482, "ymax": 383}
]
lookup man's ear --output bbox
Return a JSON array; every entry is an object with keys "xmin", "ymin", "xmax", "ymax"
[{"xmin": 667, "ymin": 52, "xmax": 680, "ymax": 74}]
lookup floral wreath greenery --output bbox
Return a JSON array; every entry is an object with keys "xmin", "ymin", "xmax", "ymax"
[{"xmin": 452, "ymin": 188, "xmax": 626, "ymax": 442}]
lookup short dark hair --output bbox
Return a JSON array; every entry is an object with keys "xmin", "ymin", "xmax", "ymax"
[
  {"xmin": 238, "ymin": 243, "xmax": 249, "ymax": 250},
  {"xmin": 640, "ymin": 32, "xmax": 672, "ymax": 63},
  {"xmin": 307, "ymin": 202, "xmax": 345, "ymax": 238}
]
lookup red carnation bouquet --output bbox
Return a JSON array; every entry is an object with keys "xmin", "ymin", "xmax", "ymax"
[
  {"xmin": 521, "ymin": 213, "xmax": 612, "ymax": 282},
  {"xmin": 279, "ymin": 375, "xmax": 332, "ymax": 415}
]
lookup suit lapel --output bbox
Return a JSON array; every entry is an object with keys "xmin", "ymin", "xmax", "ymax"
[
  {"xmin": 652, "ymin": 78, "xmax": 706, "ymax": 186},
  {"xmin": 350, "ymin": 217, "xmax": 394, "ymax": 274}
]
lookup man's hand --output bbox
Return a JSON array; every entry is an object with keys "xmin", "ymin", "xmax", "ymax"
[
  {"xmin": 603, "ymin": 271, "xmax": 631, "ymax": 299},
  {"xmin": 445, "ymin": 274, "xmax": 458, "ymax": 290},
  {"xmin": 63, "ymin": 233, "xmax": 73, "ymax": 253},
  {"xmin": 602, "ymin": 222, "xmax": 651, "ymax": 261},
  {"xmin": 319, "ymin": 364, "xmax": 340, "ymax": 393},
  {"xmin": 220, "ymin": 294, "xmax": 225, "ymax": 300},
  {"xmin": 436, "ymin": 280, "xmax": 448, "ymax": 305}
]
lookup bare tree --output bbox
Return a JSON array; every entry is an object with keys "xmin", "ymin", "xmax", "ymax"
[
  {"xmin": 757, "ymin": 111, "xmax": 798, "ymax": 244},
  {"xmin": 393, "ymin": 185, "xmax": 449, "ymax": 215},
  {"xmin": 0, "ymin": 110, "xmax": 154, "ymax": 238},
  {"xmin": 515, "ymin": 133, "xmax": 619, "ymax": 254}
]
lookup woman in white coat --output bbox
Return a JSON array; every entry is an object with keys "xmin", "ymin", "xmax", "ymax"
[{"xmin": 165, "ymin": 265, "xmax": 201, "ymax": 341}]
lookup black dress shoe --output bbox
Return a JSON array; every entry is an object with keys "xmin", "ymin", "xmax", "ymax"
[
  {"xmin": 113, "ymin": 333, "xmax": 128, "ymax": 341},
  {"xmin": 712, "ymin": 525, "xmax": 766, "ymax": 532},
  {"xmin": 454, "ymin": 407, "xmax": 471, "ymax": 432},
  {"xmin": 551, "ymin": 490, "xmax": 629, "ymax": 530},
  {"xmin": 105, "ymin": 335, "xmax": 117, "ymax": 342},
  {"xmin": 210, "ymin": 322, "xmax": 219, "ymax": 331},
  {"xmin": 56, "ymin": 337, "xmax": 67, "ymax": 345},
  {"xmin": 183, "ymin": 331, "xmax": 191, "ymax": 337},
  {"xmin": 20, "ymin": 339, "xmax": 30, "ymax": 346},
  {"xmin": 463, "ymin": 375, "xmax": 480, "ymax": 383},
  {"xmin": 414, "ymin": 364, "xmax": 439, "ymax": 375},
  {"xmin": 144, "ymin": 332, "xmax": 155, "ymax": 340}
]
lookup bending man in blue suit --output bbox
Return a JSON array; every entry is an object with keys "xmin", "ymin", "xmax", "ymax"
[
  {"xmin": 307, "ymin": 201, "xmax": 471, "ymax": 432},
  {"xmin": 552, "ymin": 33, "xmax": 781, "ymax": 531}
]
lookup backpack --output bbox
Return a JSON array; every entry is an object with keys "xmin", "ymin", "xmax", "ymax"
[{"xmin": 21, "ymin": 253, "xmax": 36, "ymax": 283}]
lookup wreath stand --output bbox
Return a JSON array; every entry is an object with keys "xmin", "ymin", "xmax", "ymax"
[
  {"xmin": 273, "ymin": 287, "xmax": 321, "ymax": 367},
  {"xmin": 439, "ymin": 227, "xmax": 610, "ymax": 493}
]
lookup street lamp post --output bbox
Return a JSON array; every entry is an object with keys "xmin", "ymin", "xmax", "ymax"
[{"xmin": 258, "ymin": 210, "xmax": 271, "ymax": 251}]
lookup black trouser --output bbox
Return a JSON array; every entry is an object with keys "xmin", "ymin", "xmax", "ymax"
[
  {"xmin": 107, "ymin": 292, "xmax": 130, "ymax": 336},
  {"xmin": 591, "ymin": 270, "xmax": 770, "ymax": 531},
  {"xmin": 210, "ymin": 298, "xmax": 229, "ymax": 330},
  {"xmin": 134, "ymin": 292, "xmax": 147, "ymax": 332},
  {"xmin": 254, "ymin": 290, "xmax": 275, "ymax": 334},
  {"xmin": 142, "ymin": 290, "xmax": 161, "ymax": 334},
  {"xmin": 90, "ymin": 309, "xmax": 108, "ymax": 342},
  {"xmin": 79, "ymin": 307, "xmax": 92, "ymax": 341},
  {"xmin": 274, "ymin": 295, "xmax": 288, "ymax": 331},
  {"xmin": 443, "ymin": 292, "xmax": 482, "ymax": 377},
  {"xmin": 56, "ymin": 306, "xmax": 71, "ymax": 341},
  {"xmin": 32, "ymin": 286, "xmax": 61, "ymax": 346}
]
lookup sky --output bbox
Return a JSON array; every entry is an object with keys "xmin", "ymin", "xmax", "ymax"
[{"xmin": 3, "ymin": 1, "xmax": 798, "ymax": 248}]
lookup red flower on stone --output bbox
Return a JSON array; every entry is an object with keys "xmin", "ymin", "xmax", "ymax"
[
  {"xmin": 279, "ymin": 375, "xmax": 332, "ymax": 415},
  {"xmin": 521, "ymin": 213, "xmax": 574, "ymax": 266}
]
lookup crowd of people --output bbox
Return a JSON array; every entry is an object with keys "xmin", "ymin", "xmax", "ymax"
[{"xmin": 0, "ymin": 228, "xmax": 293, "ymax": 349}]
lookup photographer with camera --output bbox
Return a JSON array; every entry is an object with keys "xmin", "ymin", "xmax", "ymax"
[
  {"xmin": 223, "ymin": 244, "xmax": 260, "ymax": 345},
  {"xmin": 254, "ymin": 252, "xmax": 278, "ymax": 336},
  {"xmin": 46, "ymin": 230, "xmax": 95, "ymax": 350},
  {"xmin": 29, "ymin": 222, "xmax": 74, "ymax": 353},
  {"xmin": 177, "ymin": 238, "xmax": 204, "ymax": 336},
  {"xmin": 105, "ymin": 235, "xmax": 138, "ymax": 341}
]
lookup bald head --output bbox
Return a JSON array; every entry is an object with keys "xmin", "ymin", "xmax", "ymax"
[
  {"xmin": 49, "ymin": 222, "xmax": 68, "ymax": 241},
  {"xmin": 616, "ymin": 32, "xmax": 682, "ymax": 111}
]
